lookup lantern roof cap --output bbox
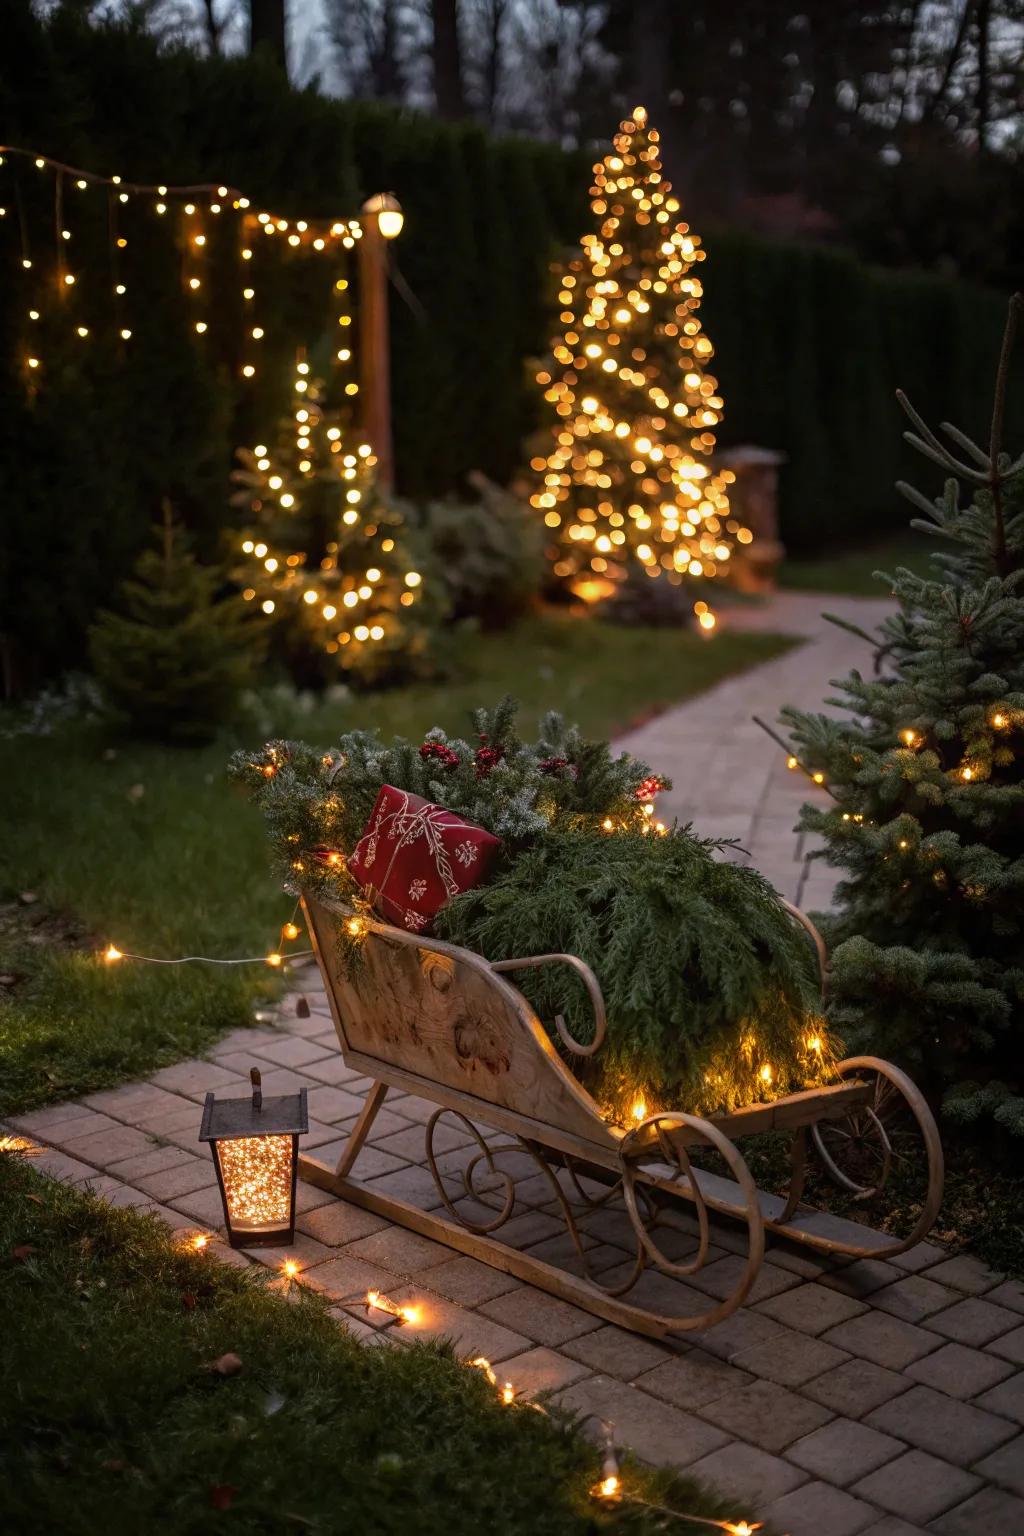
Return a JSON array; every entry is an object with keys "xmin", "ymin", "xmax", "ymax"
[{"xmin": 200, "ymin": 1087, "xmax": 308, "ymax": 1141}]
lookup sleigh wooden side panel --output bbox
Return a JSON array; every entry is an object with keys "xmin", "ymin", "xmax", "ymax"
[{"xmin": 302, "ymin": 894, "xmax": 620, "ymax": 1160}]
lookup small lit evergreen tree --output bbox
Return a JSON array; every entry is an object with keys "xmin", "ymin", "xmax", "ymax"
[
  {"xmin": 89, "ymin": 506, "xmax": 257, "ymax": 743},
  {"xmin": 528, "ymin": 105, "xmax": 749, "ymax": 622},
  {"xmin": 780, "ymin": 297, "xmax": 1024, "ymax": 1136},
  {"xmin": 232, "ymin": 358, "xmax": 435, "ymax": 685}
]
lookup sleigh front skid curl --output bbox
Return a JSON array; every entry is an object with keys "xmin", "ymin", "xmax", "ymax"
[{"xmin": 299, "ymin": 894, "xmax": 944, "ymax": 1337}]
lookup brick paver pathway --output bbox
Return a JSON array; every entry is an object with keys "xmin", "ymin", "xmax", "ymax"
[
  {"xmin": 7, "ymin": 594, "xmax": 1023, "ymax": 1535},
  {"xmin": 617, "ymin": 590, "xmax": 896, "ymax": 909}
]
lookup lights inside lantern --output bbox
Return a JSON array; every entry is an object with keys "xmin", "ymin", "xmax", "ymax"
[{"xmin": 199, "ymin": 1068, "xmax": 307, "ymax": 1248}]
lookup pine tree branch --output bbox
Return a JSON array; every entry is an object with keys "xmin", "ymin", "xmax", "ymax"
[
  {"xmin": 940, "ymin": 423, "xmax": 991, "ymax": 468},
  {"xmin": 987, "ymin": 292, "xmax": 1023, "ymax": 578}
]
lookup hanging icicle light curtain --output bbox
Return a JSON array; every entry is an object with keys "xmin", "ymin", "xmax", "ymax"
[{"xmin": 0, "ymin": 145, "xmax": 364, "ymax": 392}]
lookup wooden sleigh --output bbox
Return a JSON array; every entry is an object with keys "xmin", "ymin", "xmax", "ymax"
[{"xmin": 298, "ymin": 893, "xmax": 944, "ymax": 1339}]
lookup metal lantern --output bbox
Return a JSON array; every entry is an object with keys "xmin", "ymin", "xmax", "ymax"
[{"xmin": 199, "ymin": 1068, "xmax": 308, "ymax": 1248}]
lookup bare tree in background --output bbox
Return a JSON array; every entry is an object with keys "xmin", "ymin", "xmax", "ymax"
[
  {"xmin": 325, "ymin": 0, "xmax": 419, "ymax": 99},
  {"xmin": 249, "ymin": 0, "xmax": 287, "ymax": 69},
  {"xmin": 431, "ymin": 0, "xmax": 467, "ymax": 116}
]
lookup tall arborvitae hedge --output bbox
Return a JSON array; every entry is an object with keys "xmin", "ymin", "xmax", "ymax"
[{"xmin": 0, "ymin": 0, "xmax": 1018, "ymax": 691}]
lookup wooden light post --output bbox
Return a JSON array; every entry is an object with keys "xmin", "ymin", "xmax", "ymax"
[{"xmin": 358, "ymin": 193, "xmax": 403, "ymax": 494}]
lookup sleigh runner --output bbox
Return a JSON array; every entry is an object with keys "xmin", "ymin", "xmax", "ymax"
[{"xmin": 297, "ymin": 893, "xmax": 944, "ymax": 1339}]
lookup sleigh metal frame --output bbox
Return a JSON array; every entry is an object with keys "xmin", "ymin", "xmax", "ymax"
[{"xmin": 297, "ymin": 893, "xmax": 944, "ymax": 1339}]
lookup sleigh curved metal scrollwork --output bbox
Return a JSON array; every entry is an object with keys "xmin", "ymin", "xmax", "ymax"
[{"xmin": 297, "ymin": 894, "xmax": 944, "ymax": 1339}]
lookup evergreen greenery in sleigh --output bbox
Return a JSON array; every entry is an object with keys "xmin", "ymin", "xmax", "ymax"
[{"xmin": 233, "ymin": 698, "xmax": 943, "ymax": 1337}]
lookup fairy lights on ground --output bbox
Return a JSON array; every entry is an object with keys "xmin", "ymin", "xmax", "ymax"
[
  {"xmin": 102, "ymin": 944, "xmax": 312, "ymax": 968},
  {"xmin": 365, "ymin": 1289, "xmax": 419, "ymax": 1324},
  {"xmin": 281, "ymin": 1258, "xmax": 300, "ymax": 1279},
  {"xmin": 528, "ymin": 105, "xmax": 750, "ymax": 612},
  {"xmin": 588, "ymin": 1421, "xmax": 760, "ymax": 1531}
]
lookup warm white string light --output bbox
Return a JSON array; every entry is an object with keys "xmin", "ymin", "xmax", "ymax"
[{"xmin": 102, "ymin": 945, "xmax": 312, "ymax": 968}]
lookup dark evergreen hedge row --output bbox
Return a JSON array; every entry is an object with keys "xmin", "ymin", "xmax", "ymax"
[{"xmin": 0, "ymin": 4, "xmax": 1016, "ymax": 686}]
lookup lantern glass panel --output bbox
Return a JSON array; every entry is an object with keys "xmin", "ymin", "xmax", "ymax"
[{"xmin": 214, "ymin": 1133, "xmax": 295, "ymax": 1237}]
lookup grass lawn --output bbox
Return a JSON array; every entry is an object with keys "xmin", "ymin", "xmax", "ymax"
[
  {"xmin": 778, "ymin": 533, "xmax": 937, "ymax": 596},
  {"xmin": 0, "ymin": 1151, "xmax": 750, "ymax": 1536},
  {"xmin": 0, "ymin": 611, "xmax": 794, "ymax": 1116}
]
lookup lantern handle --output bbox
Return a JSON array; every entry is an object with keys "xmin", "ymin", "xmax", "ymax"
[{"xmin": 250, "ymin": 1066, "xmax": 263, "ymax": 1111}]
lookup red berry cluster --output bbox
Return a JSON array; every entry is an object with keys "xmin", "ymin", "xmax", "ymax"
[
  {"xmin": 419, "ymin": 741, "xmax": 461, "ymax": 769},
  {"xmin": 538, "ymin": 756, "xmax": 577, "ymax": 779},
  {"xmin": 635, "ymin": 774, "xmax": 667, "ymax": 801},
  {"xmin": 474, "ymin": 734, "xmax": 506, "ymax": 779}
]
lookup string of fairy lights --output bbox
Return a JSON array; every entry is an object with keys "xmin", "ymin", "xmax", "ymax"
[{"xmin": 0, "ymin": 144, "xmax": 367, "ymax": 381}]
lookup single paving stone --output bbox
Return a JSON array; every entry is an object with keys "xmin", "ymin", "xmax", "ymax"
[
  {"xmin": 930, "ymin": 1485, "xmax": 1024, "ymax": 1534},
  {"xmin": 822, "ymin": 1311, "xmax": 941, "ymax": 1370},
  {"xmin": 300, "ymin": 1254, "xmax": 400, "ymax": 1303},
  {"xmin": 10, "ymin": 1101, "xmax": 96, "ymax": 1132},
  {"xmin": 296, "ymin": 1199, "xmax": 389, "ymax": 1246},
  {"xmin": 293, "ymin": 1182, "xmax": 337, "ymax": 1214},
  {"xmin": 756, "ymin": 1282, "xmax": 868, "ymax": 1336},
  {"xmin": 106, "ymin": 1144, "xmax": 197, "ymax": 1181},
  {"xmin": 249, "ymin": 1036, "xmax": 333, "ymax": 1069},
  {"xmin": 361, "ymin": 1163, "xmax": 445, "ymax": 1209},
  {"xmin": 149, "ymin": 1061, "xmax": 249, "ymax": 1096},
  {"xmin": 972, "ymin": 1433, "xmax": 1024, "ymax": 1498},
  {"xmin": 479, "ymin": 1286, "xmax": 602, "ymax": 1347},
  {"xmin": 987, "ymin": 1325, "xmax": 1024, "ymax": 1365},
  {"xmin": 344, "ymin": 1225, "xmax": 452, "ymax": 1275},
  {"xmin": 304, "ymin": 1085, "xmax": 368, "ymax": 1123},
  {"xmin": 888, "ymin": 1242, "xmax": 949, "ymax": 1274},
  {"xmin": 168, "ymin": 1185, "xmax": 230, "ymax": 1225},
  {"xmin": 561, "ymin": 1323, "xmax": 674, "ymax": 1381},
  {"xmin": 64, "ymin": 1125, "xmax": 157, "ymax": 1168},
  {"xmin": 974, "ymin": 1371, "xmax": 1024, "ymax": 1426},
  {"xmin": 687, "ymin": 1305, "xmax": 787, "ymax": 1364},
  {"xmin": 872, "ymin": 1276, "xmax": 963, "ymax": 1324},
  {"xmin": 820, "ymin": 1260, "xmax": 905, "ymax": 1299},
  {"xmin": 498, "ymin": 1346, "xmax": 591, "ymax": 1397},
  {"xmin": 786, "ymin": 1417, "xmax": 905, "ymax": 1486},
  {"xmin": 928, "ymin": 1297, "xmax": 1024, "ymax": 1348},
  {"xmin": 373, "ymin": 1122, "xmax": 471, "ymax": 1161},
  {"xmin": 306, "ymin": 1141, "xmax": 408, "ymax": 1182},
  {"xmin": 554, "ymin": 1374, "xmax": 730, "ymax": 1469},
  {"xmin": 389, "ymin": 1286, "xmax": 532, "ymax": 1364},
  {"xmin": 493, "ymin": 1210, "xmax": 567, "ymax": 1249},
  {"xmin": 413, "ymin": 1255, "xmax": 522, "ymax": 1308},
  {"xmin": 134, "ymin": 1159, "xmax": 217, "ymax": 1202},
  {"xmin": 689, "ymin": 1440, "xmax": 809, "ymax": 1506},
  {"xmin": 852, "ymin": 1450, "xmax": 981, "ymax": 1524},
  {"xmin": 697, "ymin": 1376, "xmax": 834, "ymax": 1454},
  {"xmin": 304, "ymin": 1056, "xmax": 373, "ymax": 1088},
  {"xmin": 27, "ymin": 1148, "xmax": 100, "ymax": 1183},
  {"xmin": 208, "ymin": 1025, "xmax": 282, "ymax": 1057},
  {"xmin": 686, "ymin": 1254, "xmax": 797, "ymax": 1305},
  {"xmin": 804, "ymin": 1359, "xmax": 913, "ymax": 1419},
  {"xmin": 983, "ymin": 1279, "xmax": 1024, "ymax": 1315},
  {"xmin": 762, "ymin": 1479, "xmax": 878, "ymax": 1536},
  {"xmin": 634, "ymin": 1350, "xmax": 754, "ymax": 1410},
  {"xmin": 766, "ymin": 1241, "xmax": 829, "ymax": 1279},
  {"xmin": 905, "ymin": 1341, "xmax": 1013, "ymax": 1400},
  {"xmin": 922, "ymin": 1255, "xmax": 1004, "ymax": 1296},
  {"xmin": 44, "ymin": 1112, "xmax": 126, "ymax": 1146},
  {"xmin": 866, "ymin": 1384, "xmax": 1016, "ymax": 1467},
  {"xmin": 132, "ymin": 1103, "xmax": 203, "ymax": 1137},
  {"xmin": 731, "ymin": 1327, "xmax": 851, "ymax": 1388}
]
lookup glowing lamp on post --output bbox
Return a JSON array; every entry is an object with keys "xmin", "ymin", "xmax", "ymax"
[
  {"xmin": 358, "ymin": 193, "xmax": 403, "ymax": 493},
  {"xmin": 199, "ymin": 1068, "xmax": 307, "ymax": 1249}
]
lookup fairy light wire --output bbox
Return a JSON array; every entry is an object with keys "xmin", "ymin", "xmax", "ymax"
[{"xmin": 103, "ymin": 947, "xmax": 312, "ymax": 967}]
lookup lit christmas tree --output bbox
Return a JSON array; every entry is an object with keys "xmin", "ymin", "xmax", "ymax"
[
  {"xmin": 528, "ymin": 106, "xmax": 750, "ymax": 624},
  {"xmin": 232, "ymin": 359, "xmax": 433, "ymax": 684}
]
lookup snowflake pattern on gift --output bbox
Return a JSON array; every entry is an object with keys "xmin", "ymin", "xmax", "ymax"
[
  {"xmin": 454, "ymin": 840, "xmax": 479, "ymax": 868},
  {"xmin": 408, "ymin": 878, "xmax": 428, "ymax": 901},
  {"xmin": 404, "ymin": 909, "xmax": 429, "ymax": 931}
]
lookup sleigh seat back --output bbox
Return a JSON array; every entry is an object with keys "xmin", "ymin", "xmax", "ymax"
[{"xmin": 302, "ymin": 894, "xmax": 621, "ymax": 1166}]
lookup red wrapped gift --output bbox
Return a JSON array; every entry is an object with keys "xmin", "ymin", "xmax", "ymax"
[{"xmin": 347, "ymin": 785, "xmax": 501, "ymax": 932}]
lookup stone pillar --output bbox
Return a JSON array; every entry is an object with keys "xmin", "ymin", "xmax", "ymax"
[{"xmin": 719, "ymin": 446, "xmax": 786, "ymax": 593}]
